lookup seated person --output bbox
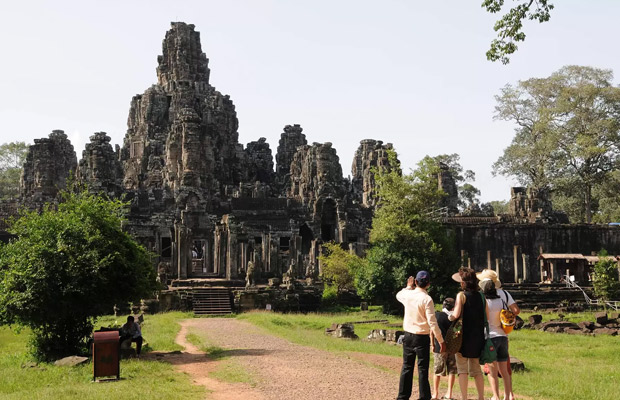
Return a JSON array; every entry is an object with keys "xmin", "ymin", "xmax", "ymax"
[{"xmin": 120, "ymin": 316, "xmax": 143, "ymax": 355}]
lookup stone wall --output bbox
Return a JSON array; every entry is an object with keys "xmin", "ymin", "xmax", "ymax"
[{"xmin": 447, "ymin": 222, "xmax": 620, "ymax": 284}]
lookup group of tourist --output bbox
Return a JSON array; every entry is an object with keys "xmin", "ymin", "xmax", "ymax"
[{"xmin": 396, "ymin": 267, "xmax": 520, "ymax": 400}]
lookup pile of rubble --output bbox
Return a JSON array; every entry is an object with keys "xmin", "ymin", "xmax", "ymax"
[{"xmin": 523, "ymin": 312, "xmax": 619, "ymax": 336}]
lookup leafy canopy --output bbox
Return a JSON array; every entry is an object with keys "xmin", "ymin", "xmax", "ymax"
[
  {"xmin": 483, "ymin": 0, "xmax": 554, "ymax": 64},
  {"xmin": 493, "ymin": 66, "xmax": 620, "ymax": 223},
  {"xmin": 0, "ymin": 189, "xmax": 157, "ymax": 361},
  {"xmin": 0, "ymin": 141, "xmax": 28, "ymax": 199}
]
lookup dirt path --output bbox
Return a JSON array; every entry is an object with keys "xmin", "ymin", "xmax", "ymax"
[
  {"xmin": 144, "ymin": 322, "xmax": 265, "ymax": 400},
  {"xmin": 178, "ymin": 318, "xmax": 402, "ymax": 400},
  {"xmin": 152, "ymin": 319, "xmax": 530, "ymax": 400}
]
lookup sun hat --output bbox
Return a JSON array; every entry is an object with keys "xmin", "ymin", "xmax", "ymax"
[
  {"xmin": 451, "ymin": 272, "xmax": 462, "ymax": 282},
  {"xmin": 476, "ymin": 269, "xmax": 501, "ymax": 289}
]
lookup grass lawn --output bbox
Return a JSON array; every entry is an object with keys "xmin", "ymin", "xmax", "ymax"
[
  {"xmin": 0, "ymin": 312, "xmax": 203, "ymax": 400},
  {"xmin": 238, "ymin": 307, "xmax": 620, "ymax": 400}
]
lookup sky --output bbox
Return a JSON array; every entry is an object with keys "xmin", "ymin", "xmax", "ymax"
[{"xmin": 1, "ymin": 0, "xmax": 620, "ymax": 202}]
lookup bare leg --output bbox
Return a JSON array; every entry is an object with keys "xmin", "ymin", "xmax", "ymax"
[
  {"xmin": 473, "ymin": 373, "xmax": 485, "ymax": 400},
  {"xmin": 458, "ymin": 373, "xmax": 468, "ymax": 400},
  {"xmin": 446, "ymin": 373, "xmax": 456, "ymax": 399},
  {"xmin": 498, "ymin": 361, "xmax": 513, "ymax": 400},
  {"xmin": 487, "ymin": 362, "xmax": 501, "ymax": 400},
  {"xmin": 433, "ymin": 375, "xmax": 441, "ymax": 399}
]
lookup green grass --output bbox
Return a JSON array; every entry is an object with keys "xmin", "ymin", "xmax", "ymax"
[
  {"xmin": 186, "ymin": 327, "xmax": 256, "ymax": 385},
  {"xmin": 0, "ymin": 312, "xmax": 203, "ymax": 400},
  {"xmin": 238, "ymin": 307, "xmax": 405, "ymax": 357},
  {"xmin": 238, "ymin": 309, "xmax": 620, "ymax": 400}
]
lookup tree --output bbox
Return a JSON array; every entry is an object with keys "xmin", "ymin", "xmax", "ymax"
[
  {"xmin": 424, "ymin": 154, "xmax": 484, "ymax": 215},
  {"xmin": 355, "ymin": 151, "xmax": 459, "ymax": 312},
  {"xmin": 0, "ymin": 190, "xmax": 157, "ymax": 361},
  {"xmin": 592, "ymin": 251, "xmax": 620, "ymax": 311},
  {"xmin": 319, "ymin": 242, "xmax": 364, "ymax": 294},
  {"xmin": 487, "ymin": 200, "xmax": 509, "ymax": 215},
  {"xmin": 483, "ymin": 0, "xmax": 554, "ymax": 64},
  {"xmin": 0, "ymin": 141, "xmax": 28, "ymax": 199},
  {"xmin": 493, "ymin": 66, "xmax": 620, "ymax": 223}
]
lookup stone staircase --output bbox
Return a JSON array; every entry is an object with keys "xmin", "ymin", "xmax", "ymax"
[
  {"xmin": 502, "ymin": 283, "xmax": 594, "ymax": 309},
  {"xmin": 191, "ymin": 288, "xmax": 233, "ymax": 315}
]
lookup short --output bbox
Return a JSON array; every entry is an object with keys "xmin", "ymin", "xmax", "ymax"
[
  {"xmin": 455, "ymin": 352, "xmax": 482, "ymax": 377},
  {"xmin": 491, "ymin": 336, "xmax": 509, "ymax": 362},
  {"xmin": 433, "ymin": 352, "xmax": 457, "ymax": 376}
]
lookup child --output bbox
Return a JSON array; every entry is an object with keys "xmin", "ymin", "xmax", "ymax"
[{"xmin": 430, "ymin": 298, "xmax": 457, "ymax": 400}]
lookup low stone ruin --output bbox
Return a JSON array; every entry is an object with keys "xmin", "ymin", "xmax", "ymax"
[
  {"xmin": 522, "ymin": 312, "xmax": 620, "ymax": 336},
  {"xmin": 325, "ymin": 323, "xmax": 358, "ymax": 339}
]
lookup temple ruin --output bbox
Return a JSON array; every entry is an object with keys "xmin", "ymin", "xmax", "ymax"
[
  {"xmin": 2, "ymin": 22, "xmax": 620, "ymax": 308},
  {"xmin": 10, "ymin": 22, "xmax": 393, "ymax": 286}
]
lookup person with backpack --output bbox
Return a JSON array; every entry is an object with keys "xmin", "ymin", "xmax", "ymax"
[
  {"xmin": 448, "ymin": 267, "xmax": 486, "ymax": 400},
  {"xmin": 477, "ymin": 269, "xmax": 520, "ymax": 400}
]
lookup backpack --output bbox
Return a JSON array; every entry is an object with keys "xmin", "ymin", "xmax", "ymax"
[{"xmin": 499, "ymin": 290, "xmax": 515, "ymax": 334}]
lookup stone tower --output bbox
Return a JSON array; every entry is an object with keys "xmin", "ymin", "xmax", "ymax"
[
  {"xmin": 20, "ymin": 130, "xmax": 77, "ymax": 207},
  {"xmin": 351, "ymin": 139, "xmax": 394, "ymax": 208},
  {"xmin": 120, "ymin": 22, "xmax": 241, "ymax": 199}
]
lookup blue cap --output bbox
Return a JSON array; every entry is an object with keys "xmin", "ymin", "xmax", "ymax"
[{"xmin": 416, "ymin": 270, "xmax": 430, "ymax": 284}]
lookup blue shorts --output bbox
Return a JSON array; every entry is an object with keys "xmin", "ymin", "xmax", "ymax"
[{"xmin": 491, "ymin": 336, "xmax": 509, "ymax": 362}]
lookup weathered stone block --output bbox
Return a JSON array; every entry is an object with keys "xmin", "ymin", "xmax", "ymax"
[
  {"xmin": 529, "ymin": 314, "xmax": 543, "ymax": 325},
  {"xmin": 592, "ymin": 327, "xmax": 618, "ymax": 336},
  {"xmin": 594, "ymin": 312, "xmax": 608, "ymax": 325}
]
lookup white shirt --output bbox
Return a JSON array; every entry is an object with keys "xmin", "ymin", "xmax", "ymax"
[
  {"xmin": 396, "ymin": 287, "xmax": 443, "ymax": 342},
  {"xmin": 485, "ymin": 289, "xmax": 516, "ymax": 338}
]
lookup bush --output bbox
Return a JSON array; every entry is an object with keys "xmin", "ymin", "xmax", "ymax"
[
  {"xmin": 0, "ymin": 190, "xmax": 157, "ymax": 361},
  {"xmin": 321, "ymin": 284, "xmax": 339, "ymax": 309}
]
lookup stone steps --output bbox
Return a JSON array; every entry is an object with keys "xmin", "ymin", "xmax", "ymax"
[{"xmin": 191, "ymin": 288, "xmax": 233, "ymax": 315}]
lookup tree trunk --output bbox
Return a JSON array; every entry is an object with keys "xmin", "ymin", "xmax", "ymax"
[{"xmin": 585, "ymin": 184, "xmax": 592, "ymax": 224}]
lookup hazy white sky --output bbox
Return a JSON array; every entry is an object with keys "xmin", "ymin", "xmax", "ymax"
[{"xmin": 1, "ymin": 0, "xmax": 619, "ymax": 202}]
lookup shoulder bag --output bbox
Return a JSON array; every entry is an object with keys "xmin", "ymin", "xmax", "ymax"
[
  {"xmin": 444, "ymin": 292, "xmax": 464, "ymax": 354},
  {"xmin": 479, "ymin": 292, "xmax": 497, "ymax": 365}
]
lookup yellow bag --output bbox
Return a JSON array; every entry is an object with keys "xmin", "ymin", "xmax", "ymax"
[
  {"xmin": 499, "ymin": 290, "xmax": 515, "ymax": 334},
  {"xmin": 500, "ymin": 308, "xmax": 515, "ymax": 334}
]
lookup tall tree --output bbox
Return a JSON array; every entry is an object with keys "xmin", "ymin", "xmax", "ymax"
[
  {"xmin": 0, "ymin": 190, "xmax": 157, "ymax": 361},
  {"xmin": 0, "ymin": 141, "xmax": 28, "ymax": 199},
  {"xmin": 355, "ymin": 151, "xmax": 459, "ymax": 311},
  {"xmin": 493, "ymin": 66, "xmax": 620, "ymax": 223},
  {"xmin": 483, "ymin": 0, "xmax": 554, "ymax": 64}
]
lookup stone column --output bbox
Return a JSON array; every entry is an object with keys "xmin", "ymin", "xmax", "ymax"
[
  {"xmin": 460, "ymin": 250, "xmax": 466, "ymax": 268},
  {"xmin": 522, "ymin": 253, "xmax": 528, "ymax": 283},
  {"xmin": 513, "ymin": 245, "xmax": 519, "ymax": 283},
  {"xmin": 495, "ymin": 258, "xmax": 500, "ymax": 276},
  {"xmin": 550, "ymin": 261, "xmax": 556, "ymax": 282},
  {"xmin": 227, "ymin": 230, "xmax": 238, "ymax": 279},
  {"xmin": 487, "ymin": 251, "xmax": 492, "ymax": 269},
  {"xmin": 176, "ymin": 222, "xmax": 189, "ymax": 279}
]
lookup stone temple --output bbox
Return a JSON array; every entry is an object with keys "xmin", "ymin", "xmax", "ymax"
[
  {"xmin": 9, "ymin": 22, "xmax": 394, "ymax": 286},
  {"xmin": 2, "ymin": 22, "xmax": 620, "ymax": 312}
]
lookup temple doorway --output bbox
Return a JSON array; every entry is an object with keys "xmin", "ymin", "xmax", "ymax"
[{"xmin": 321, "ymin": 199, "xmax": 337, "ymax": 241}]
